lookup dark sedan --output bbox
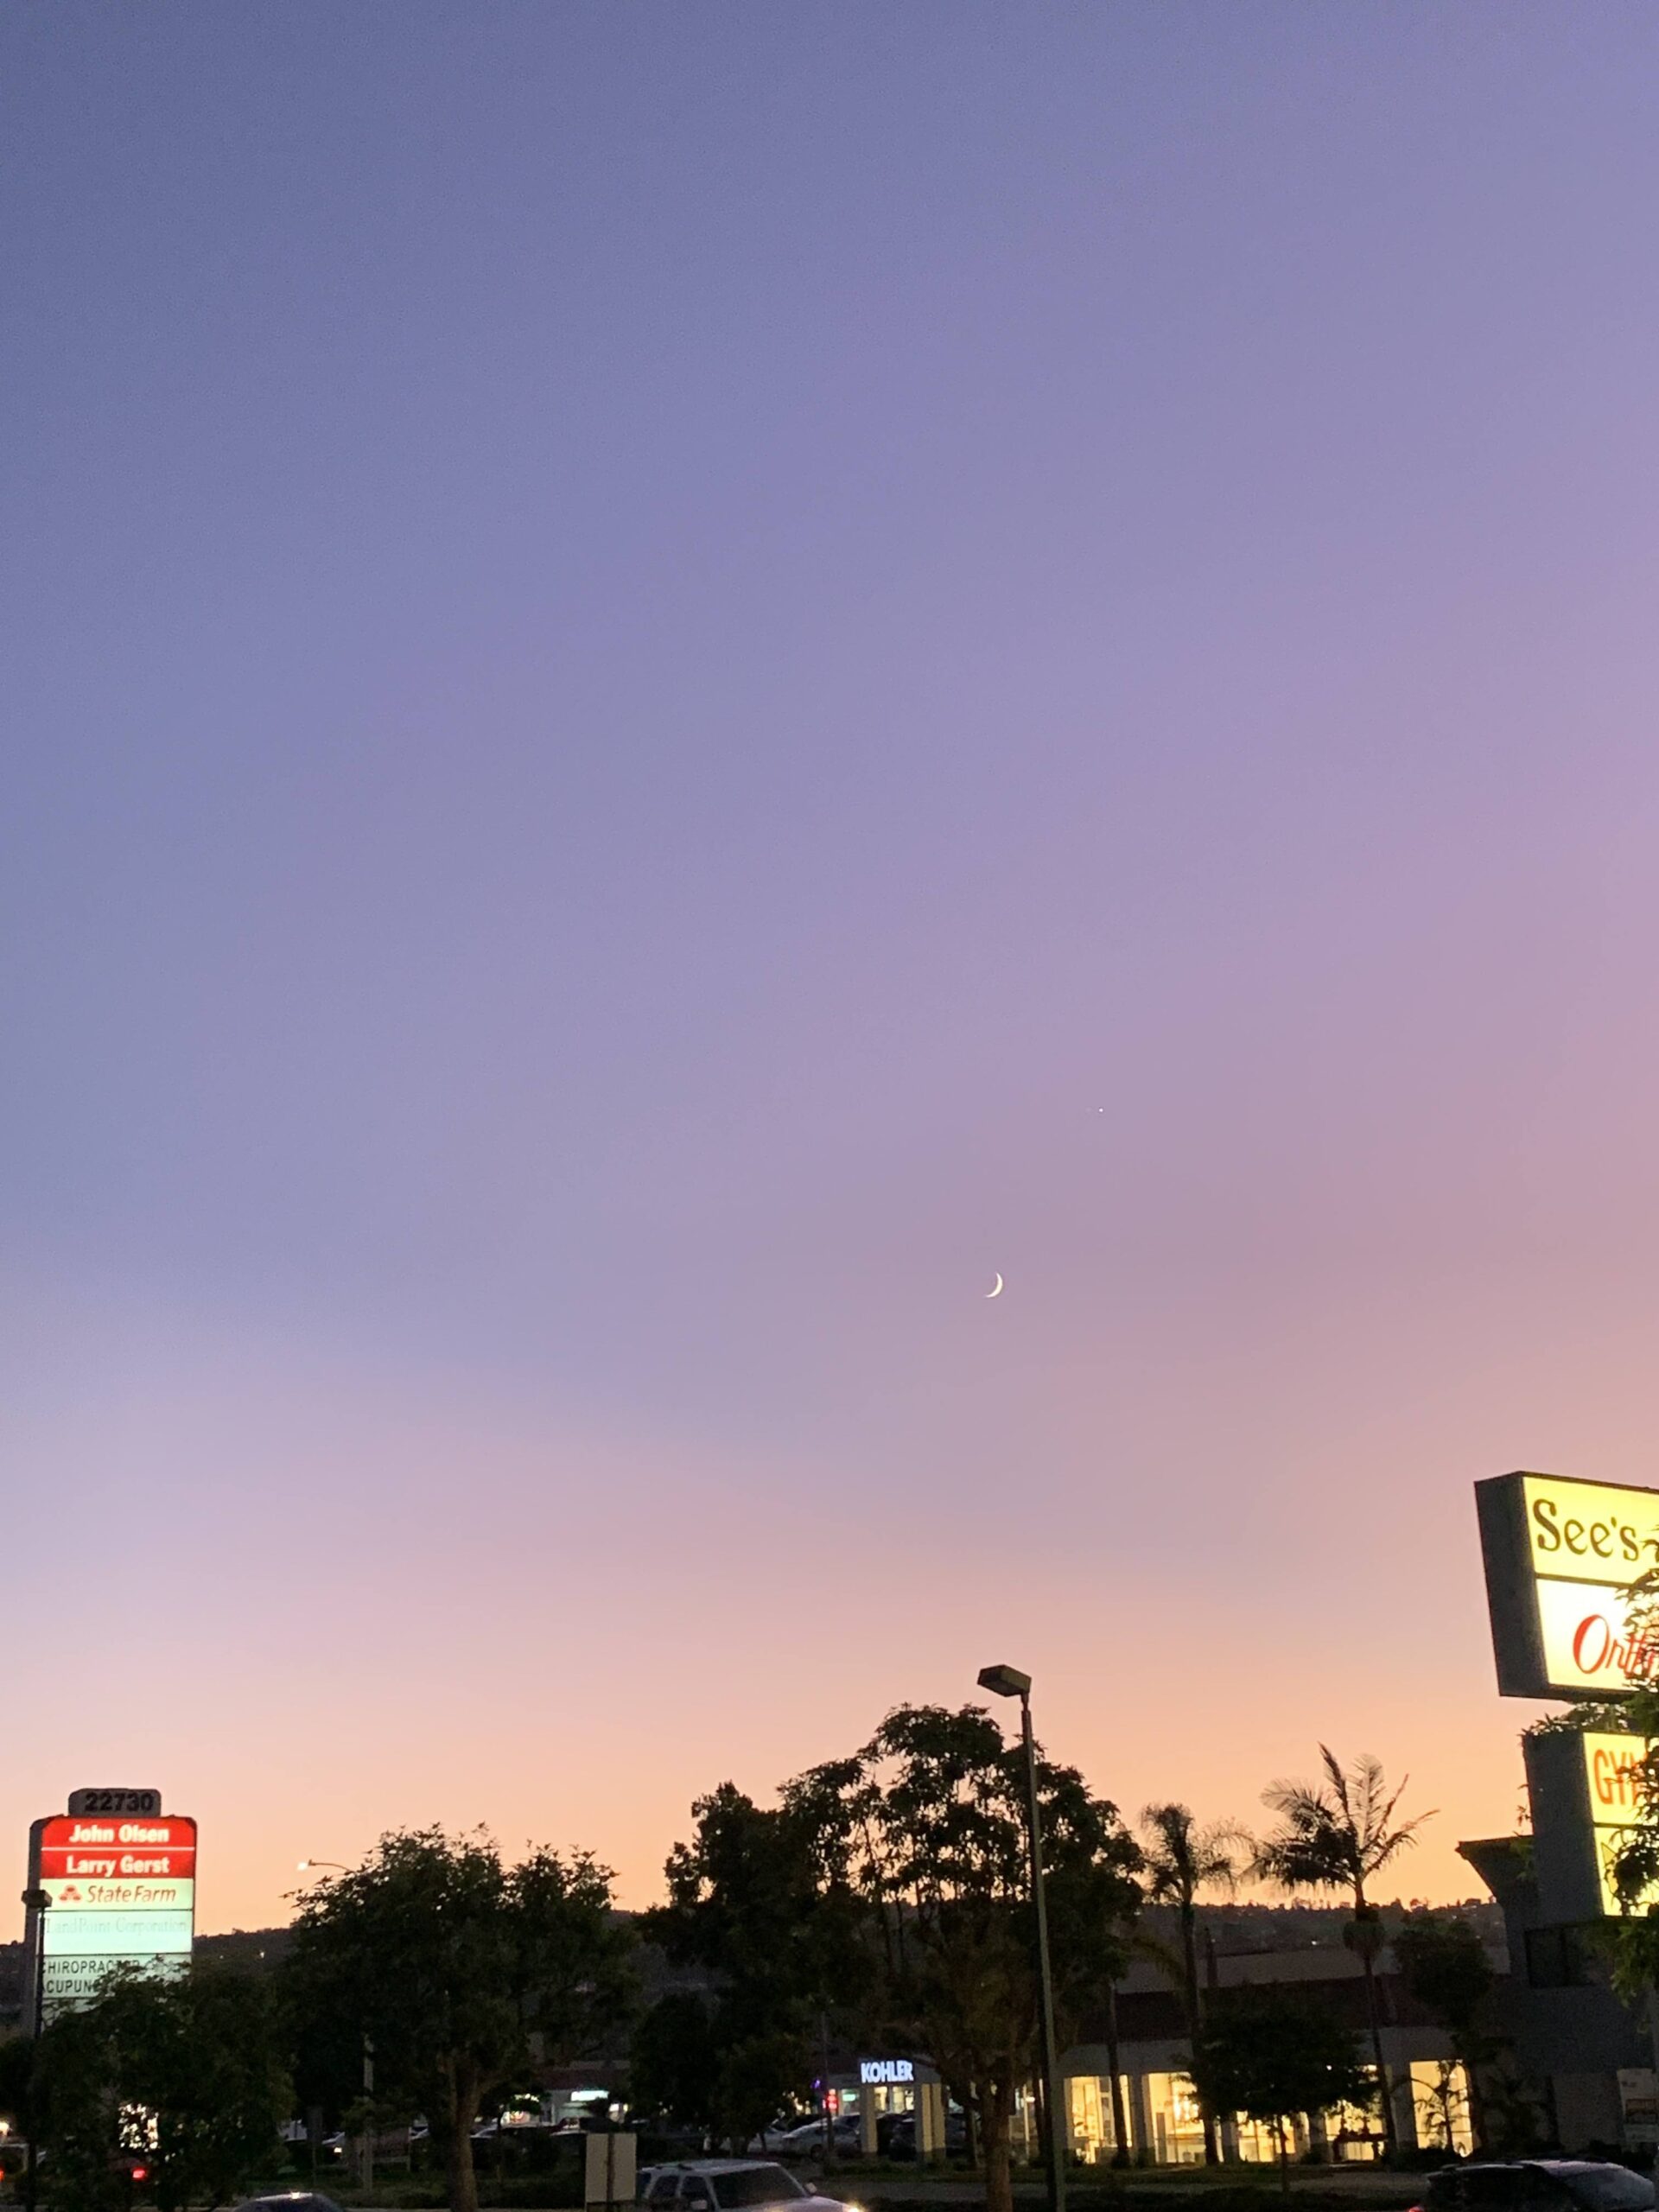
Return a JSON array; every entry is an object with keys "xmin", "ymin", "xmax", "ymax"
[{"xmin": 1421, "ymin": 2164, "xmax": 1655, "ymax": 2212}]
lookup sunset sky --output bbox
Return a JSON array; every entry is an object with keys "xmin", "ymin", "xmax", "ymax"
[{"xmin": 10, "ymin": 3, "xmax": 1659, "ymax": 1933}]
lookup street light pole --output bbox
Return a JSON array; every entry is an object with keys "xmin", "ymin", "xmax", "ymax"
[
  {"xmin": 21, "ymin": 1887, "xmax": 51, "ymax": 2212},
  {"xmin": 977, "ymin": 1664, "xmax": 1066, "ymax": 2212},
  {"xmin": 298, "ymin": 1863, "xmax": 372, "ymax": 2192}
]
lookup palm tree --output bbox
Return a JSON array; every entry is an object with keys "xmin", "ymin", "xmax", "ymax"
[
  {"xmin": 1253, "ymin": 1749, "xmax": 1435, "ymax": 2152},
  {"xmin": 1141, "ymin": 1803, "xmax": 1250, "ymax": 2164}
]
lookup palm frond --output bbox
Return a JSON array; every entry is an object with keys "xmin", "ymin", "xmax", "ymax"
[
  {"xmin": 1365, "ymin": 1808, "xmax": 1435, "ymax": 1872},
  {"xmin": 1259, "ymin": 1749, "xmax": 1432, "ymax": 1900},
  {"xmin": 1261, "ymin": 1777, "xmax": 1334, "ymax": 1825}
]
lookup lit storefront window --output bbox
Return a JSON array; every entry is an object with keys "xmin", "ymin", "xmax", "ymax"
[
  {"xmin": 1144, "ymin": 2074, "xmax": 1207, "ymax": 2164},
  {"xmin": 1330, "ymin": 2073, "xmax": 1386, "ymax": 2163},
  {"xmin": 1061, "ymin": 2069, "xmax": 1404, "ymax": 2167},
  {"xmin": 1410, "ymin": 2062, "xmax": 1473, "ymax": 2158},
  {"xmin": 1065, "ymin": 2077, "xmax": 1122, "ymax": 2163}
]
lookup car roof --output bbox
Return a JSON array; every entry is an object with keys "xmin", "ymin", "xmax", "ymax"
[
  {"xmin": 662, "ymin": 2162, "xmax": 793, "ymax": 2175},
  {"xmin": 1437, "ymin": 2165, "xmax": 1642, "ymax": 2177}
]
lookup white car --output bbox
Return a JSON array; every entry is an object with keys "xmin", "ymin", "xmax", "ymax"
[{"xmin": 640, "ymin": 2160, "xmax": 856, "ymax": 2212}]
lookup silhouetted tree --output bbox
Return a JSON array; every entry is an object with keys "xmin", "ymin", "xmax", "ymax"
[
  {"xmin": 1139, "ymin": 1803, "xmax": 1249, "ymax": 2164},
  {"xmin": 1393, "ymin": 1913, "xmax": 1497, "ymax": 2151},
  {"xmin": 38, "ymin": 1961, "xmax": 288, "ymax": 2212},
  {"xmin": 283, "ymin": 1829, "xmax": 633, "ymax": 2212},
  {"xmin": 785, "ymin": 1705, "xmax": 1141, "ymax": 2212},
  {"xmin": 629, "ymin": 1992, "xmax": 722, "ymax": 2137},
  {"xmin": 645, "ymin": 1782, "xmax": 869, "ymax": 2147},
  {"xmin": 1254, "ymin": 1750, "xmax": 1432, "ymax": 2150},
  {"xmin": 1189, "ymin": 1986, "xmax": 1374, "ymax": 2193}
]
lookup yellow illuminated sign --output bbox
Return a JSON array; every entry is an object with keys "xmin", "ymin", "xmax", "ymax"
[
  {"xmin": 1522, "ymin": 1476, "xmax": 1659, "ymax": 1589},
  {"xmin": 1479, "ymin": 1471, "xmax": 1659, "ymax": 1700},
  {"xmin": 1582, "ymin": 1732, "xmax": 1656, "ymax": 1916}
]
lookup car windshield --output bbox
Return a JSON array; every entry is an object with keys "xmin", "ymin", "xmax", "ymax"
[
  {"xmin": 1566, "ymin": 2174, "xmax": 1656, "ymax": 2212},
  {"xmin": 712, "ymin": 2170, "xmax": 807, "ymax": 2209}
]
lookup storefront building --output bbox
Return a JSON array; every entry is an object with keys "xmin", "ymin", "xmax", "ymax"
[
  {"xmin": 1064, "ymin": 2060, "xmax": 1473, "ymax": 2166},
  {"xmin": 1060, "ymin": 1943, "xmax": 1480, "ymax": 2167},
  {"xmin": 819, "ymin": 2056, "xmax": 948, "ymax": 2156}
]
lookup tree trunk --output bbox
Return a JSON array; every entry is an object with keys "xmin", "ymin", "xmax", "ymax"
[
  {"xmin": 1346, "ymin": 1883, "xmax": 1397, "ymax": 2155},
  {"xmin": 433, "ymin": 2069, "xmax": 482, "ymax": 2212},
  {"xmin": 1103, "ymin": 1982, "xmax": 1130, "ymax": 2165},
  {"xmin": 982, "ymin": 2076, "xmax": 1015, "ymax": 2212},
  {"xmin": 442, "ymin": 2129, "xmax": 479, "ymax": 2212},
  {"xmin": 1459, "ymin": 2038, "xmax": 1488, "ymax": 2153},
  {"xmin": 1358, "ymin": 1952, "xmax": 1396, "ymax": 2152},
  {"xmin": 1180, "ymin": 1902, "xmax": 1219, "ymax": 2164}
]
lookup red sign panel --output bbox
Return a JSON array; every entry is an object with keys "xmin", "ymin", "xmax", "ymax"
[{"xmin": 37, "ymin": 1815, "xmax": 197, "ymax": 1884}]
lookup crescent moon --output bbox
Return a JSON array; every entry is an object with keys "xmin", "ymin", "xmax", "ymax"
[{"xmin": 986, "ymin": 1273, "xmax": 1004, "ymax": 1298}]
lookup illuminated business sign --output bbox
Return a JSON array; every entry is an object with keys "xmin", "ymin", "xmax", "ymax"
[
  {"xmin": 860, "ymin": 2059, "xmax": 915, "ymax": 2085},
  {"xmin": 1583, "ymin": 1732, "xmax": 1655, "ymax": 1915},
  {"xmin": 1523, "ymin": 1727, "xmax": 1658, "ymax": 1921},
  {"xmin": 1476, "ymin": 1471, "xmax": 1659, "ymax": 1700},
  {"xmin": 24, "ymin": 1796, "xmax": 196, "ymax": 2026}
]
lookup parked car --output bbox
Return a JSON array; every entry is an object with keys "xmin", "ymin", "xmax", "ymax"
[
  {"xmin": 1418, "ymin": 2166, "xmax": 1656, "ymax": 2212},
  {"xmin": 639, "ymin": 2159, "xmax": 858, "ymax": 2212},
  {"xmin": 880, "ymin": 2113, "xmax": 967, "ymax": 2160},
  {"xmin": 760, "ymin": 2118, "xmax": 861, "ymax": 2157},
  {"xmin": 234, "ymin": 2196, "xmax": 348, "ymax": 2212}
]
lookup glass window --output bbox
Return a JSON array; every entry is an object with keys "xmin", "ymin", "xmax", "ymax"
[
  {"xmin": 1461, "ymin": 2171, "xmax": 1527, "ymax": 2212},
  {"xmin": 1526, "ymin": 1929, "xmax": 1593, "ymax": 1988},
  {"xmin": 1412, "ymin": 2062, "xmax": 1475, "ymax": 2158},
  {"xmin": 1330, "ymin": 2073, "xmax": 1385, "ymax": 2161},
  {"xmin": 1144, "ymin": 2074, "xmax": 1207, "ymax": 2166},
  {"xmin": 1066, "ymin": 2077, "xmax": 1122, "ymax": 2164},
  {"xmin": 1564, "ymin": 2171, "xmax": 1656, "ymax": 2212},
  {"xmin": 710, "ymin": 2171, "xmax": 807, "ymax": 2209}
]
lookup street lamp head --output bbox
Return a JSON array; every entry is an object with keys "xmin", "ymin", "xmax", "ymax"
[{"xmin": 976, "ymin": 1663, "xmax": 1032, "ymax": 1701}]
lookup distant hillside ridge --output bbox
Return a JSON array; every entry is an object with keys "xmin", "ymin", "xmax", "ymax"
[{"xmin": 0, "ymin": 1897, "xmax": 1504, "ymax": 2026}]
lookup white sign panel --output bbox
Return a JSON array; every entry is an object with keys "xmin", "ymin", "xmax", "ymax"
[{"xmin": 1535, "ymin": 1579, "xmax": 1656, "ymax": 1696}]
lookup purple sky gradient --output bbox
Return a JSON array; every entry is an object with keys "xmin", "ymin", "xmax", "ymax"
[{"xmin": 10, "ymin": 3, "xmax": 1659, "ymax": 1924}]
